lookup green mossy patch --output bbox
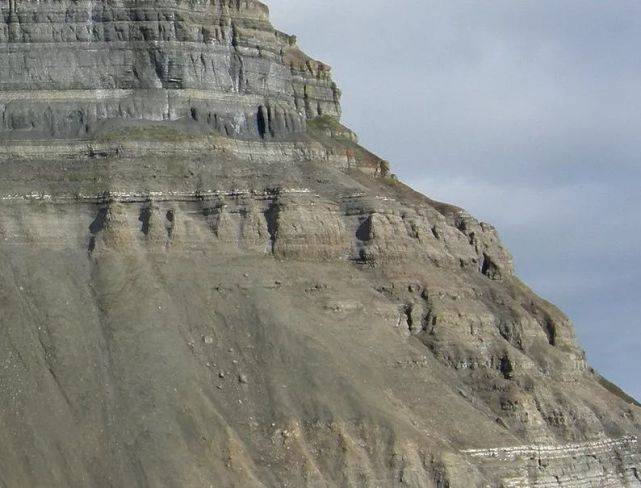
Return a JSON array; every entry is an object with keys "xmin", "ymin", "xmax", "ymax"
[
  {"xmin": 95, "ymin": 125, "xmax": 209, "ymax": 143},
  {"xmin": 306, "ymin": 115, "xmax": 343, "ymax": 133}
]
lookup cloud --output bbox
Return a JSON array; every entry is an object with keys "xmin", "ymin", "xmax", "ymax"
[{"xmin": 267, "ymin": 0, "xmax": 641, "ymax": 400}]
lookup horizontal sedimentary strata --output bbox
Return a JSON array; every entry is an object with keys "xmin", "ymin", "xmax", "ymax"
[
  {"xmin": 0, "ymin": 1, "xmax": 273, "ymax": 50},
  {"xmin": 0, "ymin": 2, "xmax": 638, "ymax": 486},
  {"xmin": 462, "ymin": 437, "xmax": 640, "ymax": 487},
  {"xmin": 0, "ymin": 188, "xmax": 313, "ymax": 203},
  {"xmin": 462, "ymin": 435, "xmax": 638, "ymax": 460},
  {"xmin": 0, "ymin": 91, "xmax": 307, "ymax": 139},
  {"xmin": 0, "ymin": 0, "xmax": 340, "ymax": 137},
  {"xmin": 0, "ymin": 189, "xmax": 586, "ymax": 384},
  {"xmin": 0, "ymin": 137, "xmax": 356, "ymax": 169},
  {"xmin": 0, "ymin": 191, "xmax": 636, "ymax": 486},
  {"xmin": 0, "ymin": 189, "xmax": 505, "ymax": 269}
]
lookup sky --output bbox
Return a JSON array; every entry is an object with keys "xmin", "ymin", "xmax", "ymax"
[{"xmin": 267, "ymin": 0, "xmax": 641, "ymax": 400}]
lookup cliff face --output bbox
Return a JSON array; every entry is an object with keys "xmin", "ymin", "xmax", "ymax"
[
  {"xmin": 0, "ymin": 0, "xmax": 338, "ymax": 138},
  {"xmin": 0, "ymin": 2, "xmax": 639, "ymax": 487}
]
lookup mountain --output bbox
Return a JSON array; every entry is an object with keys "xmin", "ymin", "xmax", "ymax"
[{"xmin": 0, "ymin": 0, "xmax": 639, "ymax": 486}]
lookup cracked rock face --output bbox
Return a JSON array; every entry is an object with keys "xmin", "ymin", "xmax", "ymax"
[{"xmin": 0, "ymin": 1, "xmax": 639, "ymax": 487}]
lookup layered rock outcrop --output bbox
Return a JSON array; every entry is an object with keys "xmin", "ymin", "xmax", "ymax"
[
  {"xmin": 0, "ymin": 1, "xmax": 639, "ymax": 487},
  {"xmin": 0, "ymin": 0, "xmax": 339, "ymax": 138}
]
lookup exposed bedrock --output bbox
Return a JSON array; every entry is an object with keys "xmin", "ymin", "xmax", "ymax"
[
  {"xmin": 0, "ymin": 0, "xmax": 339, "ymax": 138},
  {"xmin": 0, "ymin": 190, "xmax": 639, "ymax": 487},
  {"xmin": 0, "ymin": 0, "xmax": 639, "ymax": 486},
  {"xmin": 0, "ymin": 136, "xmax": 638, "ymax": 486}
]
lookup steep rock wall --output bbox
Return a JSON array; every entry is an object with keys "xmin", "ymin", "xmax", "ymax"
[{"xmin": 0, "ymin": 0, "xmax": 340, "ymax": 138}]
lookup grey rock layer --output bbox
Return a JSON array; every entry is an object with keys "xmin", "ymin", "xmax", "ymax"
[
  {"xmin": 0, "ymin": 0, "xmax": 339, "ymax": 138},
  {"xmin": 0, "ymin": 1, "xmax": 639, "ymax": 487}
]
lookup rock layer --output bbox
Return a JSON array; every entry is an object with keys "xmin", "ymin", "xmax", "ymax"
[
  {"xmin": 0, "ymin": 1, "xmax": 639, "ymax": 487},
  {"xmin": 0, "ymin": 0, "xmax": 339, "ymax": 138}
]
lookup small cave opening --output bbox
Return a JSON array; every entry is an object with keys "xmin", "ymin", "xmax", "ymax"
[
  {"xmin": 355, "ymin": 217, "xmax": 372, "ymax": 242},
  {"xmin": 481, "ymin": 253, "xmax": 501, "ymax": 280},
  {"xmin": 544, "ymin": 318, "xmax": 557, "ymax": 346},
  {"xmin": 257, "ymin": 105, "xmax": 269, "ymax": 139}
]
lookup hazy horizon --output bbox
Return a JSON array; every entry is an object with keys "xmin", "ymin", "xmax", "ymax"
[{"xmin": 268, "ymin": 0, "xmax": 641, "ymax": 400}]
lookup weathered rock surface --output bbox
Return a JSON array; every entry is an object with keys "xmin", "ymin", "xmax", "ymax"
[
  {"xmin": 0, "ymin": 1, "xmax": 639, "ymax": 487},
  {"xmin": 0, "ymin": 0, "xmax": 339, "ymax": 138}
]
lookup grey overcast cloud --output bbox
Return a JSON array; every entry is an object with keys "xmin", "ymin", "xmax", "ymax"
[{"xmin": 267, "ymin": 0, "xmax": 641, "ymax": 400}]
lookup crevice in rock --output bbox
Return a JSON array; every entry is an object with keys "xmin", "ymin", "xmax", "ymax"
[
  {"xmin": 201, "ymin": 203, "xmax": 222, "ymax": 235},
  {"xmin": 48, "ymin": 366, "xmax": 73, "ymax": 412},
  {"xmin": 87, "ymin": 236, "xmax": 96, "ymax": 254},
  {"xmin": 422, "ymin": 310, "xmax": 437, "ymax": 335},
  {"xmin": 257, "ymin": 105, "xmax": 269, "ymax": 139},
  {"xmin": 481, "ymin": 253, "xmax": 501, "ymax": 280},
  {"xmin": 499, "ymin": 355, "xmax": 514, "ymax": 380},
  {"xmin": 166, "ymin": 209, "xmax": 175, "ymax": 240},
  {"xmin": 263, "ymin": 200, "xmax": 280, "ymax": 254},
  {"xmin": 467, "ymin": 231, "xmax": 476, "ymax": 246},
  {"xmin": 403, "ymin": 303, "xmax": 414, "ymax": 333},
  {"xmin": 138, "ymin": 206, "xmax": 151, "ymax": 236},
  {"xmin": 151, "ymin": 49, "xmax": 168, "ymax": 84},
  {"xmin": 544, "ymin": 318, "xmax": 557, "ymax": 346},
  {"xmin": 88, "ymin": 207, "xmax": 108, "ymax": 254}
]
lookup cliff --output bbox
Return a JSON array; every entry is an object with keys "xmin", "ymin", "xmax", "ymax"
[
  {"xmin": 0, "ymin": 1, "xmax": 639, "ymax": 487},
  {"xmin": 0, "ymin": 0, "xmax": 338, "ymax": 138}
]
